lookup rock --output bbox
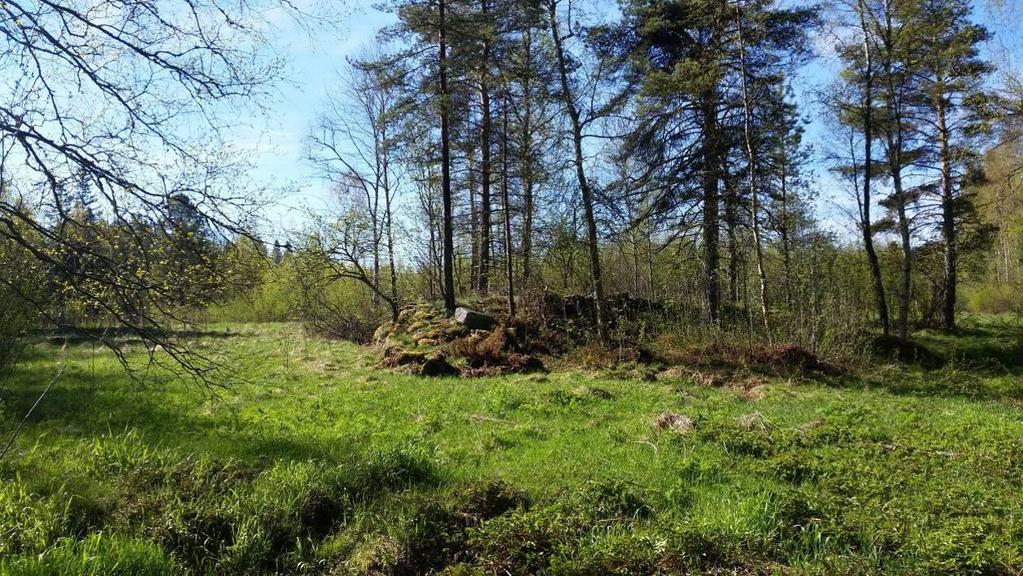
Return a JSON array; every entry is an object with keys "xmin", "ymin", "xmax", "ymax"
[{"xmin": 454, "ymin": 307, "xmax": 497, "ymax": 331}]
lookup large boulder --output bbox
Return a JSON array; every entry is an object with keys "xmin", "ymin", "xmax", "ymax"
[{"xmin": 453, "ymin": 307, "xmax": 497, "ymax": 331}]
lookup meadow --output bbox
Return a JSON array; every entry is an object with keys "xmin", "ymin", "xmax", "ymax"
[{"xmin": 1, "ymin": 321, "xmax": 1022, "ymax": 575}]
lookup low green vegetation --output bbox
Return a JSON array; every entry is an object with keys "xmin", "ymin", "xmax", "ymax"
[{"xmin": 1, "ymin": 321, "xmax": 1022, "ymax": 575}]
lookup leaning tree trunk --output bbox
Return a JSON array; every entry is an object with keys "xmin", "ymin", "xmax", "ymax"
[
  {"xmin": 736, "ymin": 9, "xmax": 770, "ymax": 335},
  {"xmin": 548, "ymin": 0, "xmax": 607, "ymax": 342},
  {"xmin": 859, "ymin": 3, "xmax": 890, "ymax": 335}
]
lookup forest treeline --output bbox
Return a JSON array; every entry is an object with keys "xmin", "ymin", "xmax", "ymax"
[{"xmin": 1, "ymin": 0, "xmax": 1022, "ymax": 373}]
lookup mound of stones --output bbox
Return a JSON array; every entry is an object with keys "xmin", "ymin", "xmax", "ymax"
[{"xmin": 374, "ymin": 303, "xmax": 544, "ymax": 378}]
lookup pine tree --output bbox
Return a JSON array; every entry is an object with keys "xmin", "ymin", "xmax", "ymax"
[
  {"xmin": 612, "ymin": 0, "xmax": 814, "ymax": 326},
  {"xmin": 914, "ymin": 0, "xmax": 995, "ymax": 330},
  {"xmin": 833, "ymin": 0, "xmax": 892, "ymax": 335}
]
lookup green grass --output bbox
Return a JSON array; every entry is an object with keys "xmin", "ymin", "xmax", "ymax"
[{"xmin": 1, "ymin": 322, "xmax": 1022, "ymax": 575}]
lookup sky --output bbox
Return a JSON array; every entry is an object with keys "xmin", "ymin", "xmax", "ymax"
[
  {"xmin": 239, "ymin": 0, "xmax": 1023, "ymax": 242},
  {"xmin": 241, "ymin": 2, "xmax": 398, "ymax": 237}
]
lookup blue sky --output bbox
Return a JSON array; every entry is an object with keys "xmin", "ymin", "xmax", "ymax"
[
  {"xmin": 241, "ymin": 0, "xmax": 1022, "ymax": 241},
  {"xmin": 242, "ymin": 2, "xmax": 397, "ymax": 236}
]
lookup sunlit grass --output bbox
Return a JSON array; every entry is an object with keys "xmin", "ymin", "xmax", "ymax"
[{"xmin": 1, "ymin": 321, "xmax": 1021, "ymax": 574}]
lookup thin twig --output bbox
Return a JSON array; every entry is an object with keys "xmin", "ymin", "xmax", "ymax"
[
  {"xmin": 468, "ymin": 414, "xmax": 515, "ymax": 425},
  {"xmin": 0, "ymin": 342, "xmax": 66, "ymax": 462}
]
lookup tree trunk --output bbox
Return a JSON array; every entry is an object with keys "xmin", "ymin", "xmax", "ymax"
[
  {"xmin": 438, "ymin": 0, "xmax": 456, "ymax": 313},
  {"xmin": 701, "ymin": 95, "xmax": 722, "ymax": 325},
  {"xmin": 422, "ymin": 185, "xmax": 440, "ymax": 301},
  {"xmin": 736, "ymin": 9, "xmax": 770, "ymax": 334},
  {"xmin": 936, "ymin": 93, "xmax": 956, "ymax": 330},
  {"xmin": 520, "ymin": 29, "xmax": 535, "ymax": 283},
  {"xmin": 371, "ymin": 200, "xmax": 381, "ymax": 307},
  {"xmin": 882, "ymin": 11, "xmax": 912, "ymax": 340},
  {"xmin": 468, "ymin": 145, "xmax": 479, "ymax": 291},
  {"xmin": 502, "ymin": 97, "xmax": 516, "ymax": 316},
  {"xmin": 548, "ymin": 0, "xmax": 607, "ymax": 342},
  {"xmin": 859, "ymin": 3, "xmax": 890, "ymax": 335},
  {"xmin": 478, "ymin": 0, "xmax": 492, "ymax": 295},
  {"xmin": 779, "ymin": 163, "xmax": 793, "ymax": 308},
  {"xmin": 723, "ymin": 171, "xmax": 740, "ymax": 306},
  {"xmin": 886, "ymin": 123, "xmax": 912, "ymax": 340},
  {"xmin": 382, "ymin": 127, "xmax": 400, "ymax": 322},
  {"xmin": 371, "ymin": 125, "xmax": 382, "ymax": 307}
]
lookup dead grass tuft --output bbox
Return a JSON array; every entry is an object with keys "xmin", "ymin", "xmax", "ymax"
[
  {"xmin": 654, "ymin": 412, "xmax": 694, "ymax": 433},
  {"xmin": 737, "ymin": 412, "xmax": 771, "ymax": 432}
]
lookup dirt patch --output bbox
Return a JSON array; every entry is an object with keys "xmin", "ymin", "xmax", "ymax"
[
  {"xmin": 421, "ymin": 353, "xmax": 461, "ymax": 377},
  {"xmin": 659, "ymin": 366, "xmax": 771, "ymax": 401},
  {"xmin": 742, "ymin": 383, "xmax": 770, "ymax": 401},
  {"xmin": 691, "ymin": 370, "xmax": 730, "ymax": 387},
  {"xmin": 799, "ymin": 418, "xmax": 826, "ymax": 431},
  {"xmin": 559, "ymin": 343, "xmax": 654, "ymax": 371},
  {"xmin": 755, "ymin": 344, "xmax": 821, "ymax": 371}
]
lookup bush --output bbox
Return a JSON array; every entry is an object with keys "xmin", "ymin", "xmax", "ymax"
[
  {"xmin": 964, "ymin": 283, "xmax": 1022, "ymax": 315},
  {"xmin": 0, "ymin": 242, "xmax": 39, "ymax": 374}
]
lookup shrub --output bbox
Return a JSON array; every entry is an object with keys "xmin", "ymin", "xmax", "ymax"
[
  {"xmin": 0, "ymin": 272, "xmax": 37, "ymax": 375},
  {"xmin": 965, "ymin": 283, "xmax": 1022, "ymax": 315}
]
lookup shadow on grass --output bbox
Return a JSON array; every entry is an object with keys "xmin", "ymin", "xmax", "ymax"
[
  {"xmin": 821, "ymin": 324, "xmax": 1023, "ymax": 401},
  {"xmin": 913, "ymin": 324, "xmax": 1023, "ymax": 374},
  {"xmin": 0, "ymin": 359, "xmax": 360, "ymax": 466},
  {"xmin": 0, "ymin": 354, "xmax": 440, "ymax": 576},
  {"xmin": 29, "ymin": 326, "xmax": 244, "ymax": 348},
  {"xmin": 817, "ymin": 369, "xmax": 1023, "ymax": 401}
]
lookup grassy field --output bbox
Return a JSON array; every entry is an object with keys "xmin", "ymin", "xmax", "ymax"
[{"xmin": 1, "ymin": 321, "xmax": 1022, "ymax": 575}]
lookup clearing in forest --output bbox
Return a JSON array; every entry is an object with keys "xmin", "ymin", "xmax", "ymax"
[{"xmin": 0, "ymin": 320, "xmax": 1022, "ymax": 575}]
